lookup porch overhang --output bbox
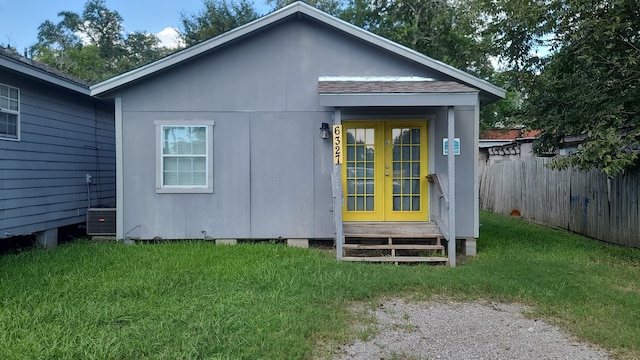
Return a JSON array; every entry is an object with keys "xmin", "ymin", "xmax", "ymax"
[{"xmin": 318, "ymin": 77, "xmax": 479, "ymax": 107}]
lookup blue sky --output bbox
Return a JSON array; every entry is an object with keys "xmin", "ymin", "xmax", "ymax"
[{"xmin": 0, "ymin": 0, "xmax": 271, "ymax": 52}]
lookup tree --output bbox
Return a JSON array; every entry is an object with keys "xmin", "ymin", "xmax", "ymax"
[
  {"xmin": 266, "ymin": 0, "xmax": 345, "ymax": 14},
  {"xmin": 179, "ymin": 0, "xmax": 260, "ymax": 46},
  {"xmin": 487, "ymin": 0, "xmax": 640, "ymax": 176},
  {"xmin": 31, "ymin": 0, "xmax": 168, "ymax": 83}
]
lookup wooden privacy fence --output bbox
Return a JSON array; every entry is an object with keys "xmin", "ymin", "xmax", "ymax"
[{"xmin": 479, "ymin": 158, "xmax": 640, "ymax": 248}]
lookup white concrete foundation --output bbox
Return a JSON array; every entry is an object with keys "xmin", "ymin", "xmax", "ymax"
[
  {"xmin": 215, "ymin": 239, "xmax": 237, "ymax": 245},
  {"xmin": 465, "ymin": 238, "xmax": 477, "ymax": 256},
  {"xmin": 287, "ymin": 239, "xmax": 309, "ymax": 248},
  {"xmin": 36, "ymin": 228, "xmax": 58, "ymax": 249}
]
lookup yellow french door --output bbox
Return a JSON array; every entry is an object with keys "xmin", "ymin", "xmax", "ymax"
[{"xmin": 342, "ymin": 120, "xmax": 428, "ymax": 222}]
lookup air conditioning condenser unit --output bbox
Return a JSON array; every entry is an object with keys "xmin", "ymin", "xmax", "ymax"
[{"xmin": 86, "ymin": 208, "xmax": 116, "ymax": 236}]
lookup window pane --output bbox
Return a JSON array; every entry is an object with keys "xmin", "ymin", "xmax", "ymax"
[
  {"xmin": 9, "ymin": 99, "xmax": 18, "ymax": 111},
  {"xmin": 161, "ymin": 125, "xmax": 209, "ymax": 187},
  {"xmin": 164, "ymin": 172, "xmax": 178, "ymax": 185},
  {"xmin": 178, "ymin": 172, "xmax": 192, "ymax": 185},
  {"xmin": 193, "ymin": 171, "xmax": 206, "ymax": 185},
  {"xmin": 356, "ymin": 196, "xmax": 364, "ymax": 211},
  {"xmin": 163, "ymin": 126, "xmax": 207, "ymax": 155},
  {"xmin": 176, "ymin": 140, "xmax": 191, "ymax": 154},
  {"xmin": 0, "ymin": 113, "xmax": 17, "ymax": 137},
  {"xmin": 164, "ymin": 157, "xmax": 178, "ymax": 171},
  {"xmin": 193, "ymin": 157, "xmax": 206, "ymax": 171},
  {"xmin": 0, "ymin": 86, "xmax": 7, "ymax": 97},
  {"xmin": 178, "ymin": 158, "xmax": 192, "ymax": 171},
  {"xmin": 0, "ymin": 97, "xmax": 7, "ymax": 109},
  {"xmin": 192, "ymin": 139, "xmax": 206, "ymax": 155},
  {"xmin": 9, "ymin": 87, "xmax": 18, "ymax": 100}
]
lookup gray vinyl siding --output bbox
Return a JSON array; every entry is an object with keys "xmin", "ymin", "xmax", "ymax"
[
  {"xmin": 112, "ymin": 18, "xmax": 478, "ymax": 240},
  {"xmin": 0, "ymin": 69, "xmax": 115, "ymax": 238}
]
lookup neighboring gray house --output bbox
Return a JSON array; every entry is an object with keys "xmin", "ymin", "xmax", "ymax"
[
  {"xmin": 0, "ymin": 47, "xmax": 115, "ymax": 247},
  {"xmin": 91, "ymin": 2, "xmax": 504, "ymax": 265}
]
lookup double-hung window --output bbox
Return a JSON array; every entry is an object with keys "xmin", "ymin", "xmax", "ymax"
[
  {"xmin": 0, "ymin": 83, "xmax": 19, "ymax": 140},
  {"xmin": 156, "ymin": 121, "xmax": 214, "ymax": 193}
]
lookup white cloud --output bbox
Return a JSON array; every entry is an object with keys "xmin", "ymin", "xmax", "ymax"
[{"xmin": 156, "ymin": 27, "xmax": 184, "ymax": 49}]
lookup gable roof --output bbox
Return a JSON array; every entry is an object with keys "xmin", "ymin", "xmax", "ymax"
[
  {"xmin": 90, "ymin": 2, "xmax": 505, "ymax": 104},
  {"xmin": 0, "ymin": 47, "xmax": 90, "ymax": 95}
]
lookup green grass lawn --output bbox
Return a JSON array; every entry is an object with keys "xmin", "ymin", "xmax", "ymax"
[{"xmin": 0, "ymin": 211, "xmax": 638, "ymax": 359}]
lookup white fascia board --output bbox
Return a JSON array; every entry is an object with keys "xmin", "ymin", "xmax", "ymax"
[{"xmin": 0, "ymin": 57, "xmax": 89, "ymax": 95}]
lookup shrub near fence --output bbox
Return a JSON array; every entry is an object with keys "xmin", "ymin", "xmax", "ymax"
[{"xmin": 479, "ymin": 158, "xmax": 640, "ymax": 248}]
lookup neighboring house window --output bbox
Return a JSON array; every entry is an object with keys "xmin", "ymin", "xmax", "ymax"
[
  {"xmin": 0, "ymin": 83, "xmax": 19, "ymax": 140},
  {"xmin": 155, "ymin": 121, "xmax": 214, "ymax": 193}
]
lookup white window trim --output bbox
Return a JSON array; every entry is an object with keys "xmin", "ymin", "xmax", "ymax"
[
  {"xmin": 155, "ymin": 120, "xmax": 214, "ymax": 194},
  {"xmin": 0, "ymin": 83, "xmax": 20, "ymax": 141}
]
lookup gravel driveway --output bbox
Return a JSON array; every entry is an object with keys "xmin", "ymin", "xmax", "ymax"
[{"xmin": 335, "ymin": 298, "xmax": 612, "ymax": 360}]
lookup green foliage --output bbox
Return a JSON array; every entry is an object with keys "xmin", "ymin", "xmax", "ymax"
[
  {"xmin": 1, "ymin": 214, "xmax": 639, "ymax": 358},
  {"xmin": 31, "ymin": 0, "xmax": 170, "ymax": 83},
  {"xmin": 179, "ymin": 0, "xmax": 260, "ymax": 46},
  {"xmin": 488, "ymin": 0, "xmax": 640, "ymax": 175},
  {"xmin": 341, "ymin": 0, "xmax": 496, "ymax": 79},
  {"xmin": 266, "ymin": 0, "xmax": 345, "ymax": 14}
]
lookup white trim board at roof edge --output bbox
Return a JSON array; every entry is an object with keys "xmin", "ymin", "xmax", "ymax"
[{"xmin": 90, "ymin": 2, "xmax": 505, "ymax": 103}]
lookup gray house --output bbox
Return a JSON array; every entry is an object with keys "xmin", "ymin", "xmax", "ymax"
[
  {"xmin": 91, "ymin": 2, "xmax": 504, "ymax": 265},
  {"xmin": 0, "ymin": 47, "xmax": 115, "ymax": 247}
]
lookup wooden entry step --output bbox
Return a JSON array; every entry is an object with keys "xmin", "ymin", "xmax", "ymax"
[
  {"xmin": 341, "ymin": 222, "xmax": 447, "ymax": 263},
  {"xmin": 343, "ymin": 222, "xmax": 440, "ymax": 237},
  {"xmin": 343, "ymin": 244, "xmax": 444, "ymax": 250},
  {"xmin": 342, "ymin": 256, "xmax": 448, "ymax": 263}
]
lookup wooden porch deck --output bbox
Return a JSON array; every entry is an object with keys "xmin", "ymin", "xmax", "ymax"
[{"xmin": 342, "ymin": 222, "xmax": 448, "ymax": 264}]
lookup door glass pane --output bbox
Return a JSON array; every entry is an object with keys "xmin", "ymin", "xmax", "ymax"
[
  {"xmin": 366, "ymin": 196, "xmax": 374, "ymax": 211},
  {"xmin": 347, "ymin": 197, "xmax": 355, "ymax": 211},
  {"xmin": 412, "ymin": 196, "xmax": 420, "ymax": 211},
  {"xmin": 391, "ymin": 127, "xmax": 421, "ymax": 213},
  {"xmin": 345, "ymin": 126, "xmax": 375, "ymax": 213},
  {"xmin": 393, "ymin": 196, "xmax": 400, "ymax": 211}
]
